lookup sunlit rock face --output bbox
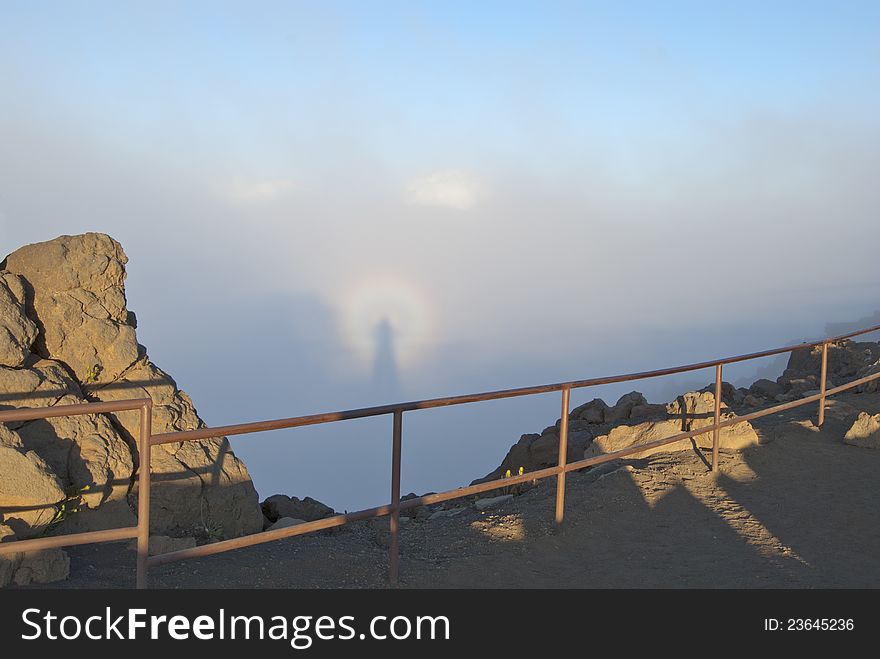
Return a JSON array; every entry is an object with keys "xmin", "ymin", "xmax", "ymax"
[
  {"xmin": 0, "ymin": 233, "xmax": 263, "ymax": 571},
  {"xmin": 477, "ymin": 388, "xmax": 760, "ymax": 483},
  {"xmin": 844, "ymin": 412, "xmax": 880, "ymax": 448}
]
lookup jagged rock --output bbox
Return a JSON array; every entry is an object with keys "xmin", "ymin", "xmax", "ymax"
[
  {"xmin": 530, "ymin": 429, "xmax": 593, "ymax": 467},
  {"xmin": 568, "ymin": 419, "xmax": 593, "ymax": 432},
  {"xmin": 1, "ymin": 233, "xmax": 140, "ymax": 385},
  {"xmin": 476, "ymin": 426, "xmax": 592, "ymax": 483},
  {"xmin": 261, "ymin": 495, "xmax": 335, "ymax": 523},
  {"xmin": 0, "ymin": 424, "xmax": 65, "ymax": 538},
  {"xmin": 585, "ymin": 391, "xmax": 759, "ymax": 460},
  {"xmin": 742, "ymin": 394, "xmax": 762, "ymax": 407},
  {"xmin": 605, "ymin": 392, "xmax": 647, "ymax": 424},
  {"xmin": 570, "ymin": 398, "xmax": 608, "ymax": 424},
  {"xmin": 0, "ymin": 272, "xmax": 38, "ymax": 367},
  {"xmin": 1, "ymin": 233, "xmax": 263, "ymax": 544},
  {"xmin": 0, "ymin": 525, "xmax": 70, "ymax": 586},
  {"xmin": 698, "ymin": 381, "xmax": 745, "ymax": 407},
  {"xmin": 0, "ymin": 358, "xmax": 133, "ymax": 511},
  {"xmin": 843, "ymin": 412, "xmax": 880, "ymax": 448},
  {"xmin": 781, "ymin": 340, "xmax": 880, "ymax": 394},
  {"xmin": 89, "ymin": 357, "xmax": 262, "ymax": 538},
  {"xmin": 750, "ymin": 378, "xmax": 782, "ymax": 399},
  {"xmin": 629, "ymin": 403, "xmax": 667, "ymax": 420}
]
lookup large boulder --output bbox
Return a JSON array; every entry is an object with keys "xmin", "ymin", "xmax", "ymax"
[
  {"xmin": 0, "ymin": 272, "xmax": 38, "ymax": 367},
  {"xmin": 0, "ymin": 358, "xmax": 134, "ymax": 511},
  {"xmin": 261, "ymin": 495, "xmax": 335, "ymax": 523},
  {"xmin": 1, "ymin": 234, "xmax": 263, "ymax": 543},
  {"xmin": 1, "ymin": 233, "xmax": 139, "ymax": 385},
  {"xmin": 90, "ymin": 358, "xmax": 264, "ymax": 539}
]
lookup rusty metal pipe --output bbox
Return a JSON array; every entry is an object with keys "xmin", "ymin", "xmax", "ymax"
[
  {"xmin": 136, "ymin": 400, "xmax": 152, "ymax": 589},
  {"xmin": 0, "ymin": 398, "xmax": 152, "ymax": 423},
  {"xmin": 147, "ymin": 368, "xmax": 880, "ymax": 572},
  {"xmin": 555, "ymin": 387, "xmax": 570, "ymax": 525},
  {"xmin": 712, "ymin": 364, "xmax": 722, "ymax": 473},
  {"xmin": 818, "ymin": 342, "xmax": 829, "ymax": 427},
  {"xmin": 389, "ymin": 410, "xmax": 402, "ymax": 586},
  {"xmin": 149, "ymin": 325, "xmax": 880, "ymax": 446},
  {"xmin": 0, "ymin": 526, "xmax": 138, "ymax": 556}
]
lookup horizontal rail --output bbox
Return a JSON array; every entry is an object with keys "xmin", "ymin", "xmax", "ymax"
[
  {"xmin": 0, "ymin": 526, "xmax": 138, "ymax": 556},
  {"xmin": 2, "ymin": 324, "xmax": 878, "ymax": 585},
  {"xmin": 151, "ymin": 324, "xmax": 880, "ymax": 445},
  {"xmin": 147, "ymin": 366, "xmax": 880, "ymax": 570},
  {"xmin": 0, "ymin": 397, "xmax": 152, "ymax": 422}
]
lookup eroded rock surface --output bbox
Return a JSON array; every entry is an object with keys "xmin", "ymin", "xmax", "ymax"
[{"xmin": 0, "ymin": 233, "xmax": 263, "ymax": 585}]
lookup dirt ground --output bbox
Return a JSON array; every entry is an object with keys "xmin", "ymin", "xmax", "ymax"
[{"xmin": 21, "ymin": 392, "xmax": 880, "ymax": 589}]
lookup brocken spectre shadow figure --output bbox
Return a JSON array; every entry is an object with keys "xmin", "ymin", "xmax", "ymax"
[{"xmin": 371, "ymin": 317, "xmax": 400, "ymax": 402}]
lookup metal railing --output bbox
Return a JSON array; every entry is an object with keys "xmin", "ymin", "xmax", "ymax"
[{"xmin": 2, "ymin": 323, "xmax": 879, "ymax": 588}]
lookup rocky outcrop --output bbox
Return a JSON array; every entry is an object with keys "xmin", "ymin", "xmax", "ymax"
[
  {"xmin": 844, "ymin": 412, "xmax": 880, "ymax": 448},
  {"xmin": 0, "ymin": 543, "xmax": 70, "ymax": 587},
  {"xmin": 479, "ymin": 389, "xmax": 760, "ymax": 481},
  {"xmin": 481, "ymin": 332, "xmax": 880, "ymax": 484},
  {"xmin": 2, "ymin": 233, "xmax": 139, "ymax": 385},
  {"xmin": 89, "ymin": 358, "xmax": 263, "ymax": 539},
  {"xmin": 0, "ymin": 233, "xmax": 263, "ymax": 581},
  {"xmin": 758, "ymin": 340, "xmax": 880, "ymax": 403},
  {"xmin": 261, "ymin": 495, "xmax": 335, "ymax": 524},
  {"xmin": 0, "ymin": 273, "xmax": 38, "ymax": 368},
  {"xmin": 586, "ymin": 391, "xmax": 759, "ymax": 460}
]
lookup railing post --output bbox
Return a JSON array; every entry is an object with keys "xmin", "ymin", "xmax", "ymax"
[
  {"xmin": 555, "ymin": 386, "xmax": 571, "ymax": 525},
  {"xmin": 712, "ymin": 364, "xmax": 722, "ymax": 473},
  {"xmin": 136, "ymin": 399, "xmax": 152, "ymax": 589},
  {"xmin": 818, "ymin": 341, "xmax": 829, "ymax": 427},
  {"xmin": 389, "ymin": 409, "xmax": 403, "ymax": 586}
]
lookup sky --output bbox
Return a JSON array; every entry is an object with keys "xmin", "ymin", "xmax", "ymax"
[{"xmin": 1, "ymin": 1, "xmax": 879, "ymax": 510}]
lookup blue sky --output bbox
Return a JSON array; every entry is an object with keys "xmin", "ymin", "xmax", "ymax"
[{"xmin": 2, "ymin": 2, "xmax": 879, "ymax": 507}]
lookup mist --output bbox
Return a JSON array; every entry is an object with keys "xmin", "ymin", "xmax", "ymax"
[{"xmin": 2, "ymin": 2, "xmax": 879, "ymax": 510}]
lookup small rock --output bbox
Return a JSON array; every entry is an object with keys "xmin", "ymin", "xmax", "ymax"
[{"xmin": 844, "ymin": 412, "xmax": 880, "ymax": 448}]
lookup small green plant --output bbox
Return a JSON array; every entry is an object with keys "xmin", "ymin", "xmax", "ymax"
[
  {"xmin": 83, "ymin": 363, "xmax": 102, "ymax": 384},
  {"xmin": 200, "ymin": 498, "xmax": 224, "ymax": 542},
  {"xmin": 502, "ymin": 466, "xmax": 526, "ymax": 496},
  {"xmin": 45, "ymin": 484, "xmax": 91, "ymax": 533}
]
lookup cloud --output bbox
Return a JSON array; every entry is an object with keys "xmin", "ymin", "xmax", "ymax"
[
  {"xmin": 405, "ymin": 170, "xmax": 480, "ymax": 210},
  {"xmin": 222, "ymin": 178, "xmax": 299, "ymax": 203}
]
